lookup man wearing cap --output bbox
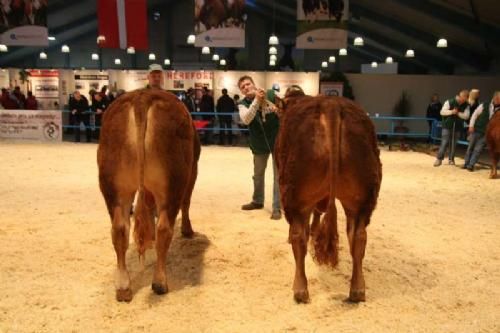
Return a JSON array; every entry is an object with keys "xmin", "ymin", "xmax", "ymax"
[
  {"xmin": 237, "ymin": 75, "xmax": 281, "ymax": 220},
  {"xmin": 147, "ymin": 64, "xmax": 164, "ymax": 89}
]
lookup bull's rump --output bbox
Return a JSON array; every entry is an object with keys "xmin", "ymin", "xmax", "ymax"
[
  {"xmin": 275, "ymin": 96, "xmax": 381, "ymax": 212},
  {"xmin": 97, "ymin": 90, "xmax": 195, "ymax": 205}
]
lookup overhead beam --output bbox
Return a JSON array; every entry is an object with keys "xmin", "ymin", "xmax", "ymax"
[{"xmin": 350, "ymin": 3, "xmax": 490, "ymax": 71}]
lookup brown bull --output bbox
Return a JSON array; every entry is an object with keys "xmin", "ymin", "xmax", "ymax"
[
  {"xmin": 97, "ymin": 89, "xmax": 200, "ymax": 302},
  {"xmin": 486, "ymin": 110, "xmax": 500, "ymax": 178},
  {"xmin": 275, "ymin": 95, "xmax": 382, "ymax": 303}
]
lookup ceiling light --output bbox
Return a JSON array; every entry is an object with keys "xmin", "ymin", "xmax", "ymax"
[
  {"xmin": 187, "ymin": 34, "xmax": 196, "ymax": 45},
  {"xmin": 437, "ymin": 38, "xmax": 447, "ymax": 48},
  {"xmin": 354, "ymin": 37, "xmax": 364, "ymax": 46},
  {"xmin": 268, "ymin": 34, "xmax": 279, "ymax": 45}
]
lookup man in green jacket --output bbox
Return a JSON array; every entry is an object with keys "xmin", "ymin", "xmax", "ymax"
[
  {"xmin": 237, "ymin": 75, "xmax": 281, "ymax": 220},
  {"xmin": 463, "ymin": 91, "xmax": 500, "ymax": 171},
  {"xmin": 434, "ymin": 90, "xmax": 470, "ymax": 166}
]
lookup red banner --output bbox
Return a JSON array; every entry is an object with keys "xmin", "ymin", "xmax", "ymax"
[{"xmin": 97, "ymin": 0, "xmax": 148, "ymax": 50}]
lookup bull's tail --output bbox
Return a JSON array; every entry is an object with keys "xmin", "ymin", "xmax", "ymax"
[
  {"xmin": 132, "ymin": 94, "xmax": 155, "ymax": 264},
  {"xmin": 311, "ymin": 103, "xmax": 341, "ymax": 267}
]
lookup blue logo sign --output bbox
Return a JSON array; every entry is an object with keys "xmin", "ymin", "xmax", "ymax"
[
  {"xmin": 205, "ymin": 36, "xmax": 212, "ymax": 42},
  {"xmin": 10, "ymin": 33, "xmax": 17, "ymax": 40}
]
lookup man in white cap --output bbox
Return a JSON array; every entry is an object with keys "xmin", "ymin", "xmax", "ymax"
[{"xmin": 147, "ymin": 64, "xmax": 164, "ymax": 89}]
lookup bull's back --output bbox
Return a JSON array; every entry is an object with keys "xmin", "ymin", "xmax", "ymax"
[
  {"xmin": 276, "ymin": 96, "xmax": 381, "ymax": 209},
  {"xmin": 97, "ymin": 90, "xmax": 195, "ymax": 197}
]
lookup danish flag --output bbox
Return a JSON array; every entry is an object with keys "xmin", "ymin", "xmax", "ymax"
[{"xmin": 97, "ymin": 0, "xmax": 148, "ymax": 50}]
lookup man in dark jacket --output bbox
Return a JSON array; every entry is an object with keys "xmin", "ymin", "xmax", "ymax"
[
  {"xmin": 69, "ymin": 91, "xmax": 91, "ymax": 142},
  {"xmin": 426, "ymin": 93, "xmax": 442, "ymax": 141},
  {"xmin": 216, "ymin": 88, "xmax": 235, "ymax": 145},
  {"xmin": 199, "ymin": 87, "xmax": 215, "ymax": 144},
  {"xmin": 92, "ymin": 92, "xmax": 107, "ymax": 140}
]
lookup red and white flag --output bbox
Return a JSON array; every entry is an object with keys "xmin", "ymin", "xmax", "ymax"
[{"xmin": 97, "ymin": 0, "xmax": 148, "ymax": 50}]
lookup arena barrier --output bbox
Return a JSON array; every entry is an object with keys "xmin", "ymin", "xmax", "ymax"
[{"xmin": 59, "ymin": 110, "xmax": 469, "ymax": 145}]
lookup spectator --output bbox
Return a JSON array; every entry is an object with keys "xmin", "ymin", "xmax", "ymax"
[
  {"xmin": 216, "ymin": 88, "xmax": 235, "ymax": 145},
  {"xmin": 92, "ymin": 92, "xmax": 107, "ymax": 140},
  {"xmin": 434, "ymin": 90, "xmax": 470, "ymax": 167},
  {"xmin": 426, "ymin": 93, "xmax": 442, "ymax": 141},
  {"xmin": 12, "ymin": 86, "xmax": 25, "ymax": 108},
  {"xmin": 147, "ymin": 64, "xmax": 164, "ymax": 89},
  {"xmin": 184, "ymin": 87, "xmax": 196, "ymax": 115},
  {"xmin": 463, "ymin": 89, "xmax": 480, "ymax": 140},
  {"xmin": 69, "ymin": 91, "xmax": 91, "ymax": 143},
  {"xmin": 199, "ymin": 86, "xmax": 215, "ymax": 144},
  {"xmin": 463, "ymin": 91, "xmax": 500, "ymax": 171},
  {"xmin": 237, "ymin": 75, "xmax": 281, "ymax": 220},
  {"xmin": 1, "ymin": 88, "xmax": 19, "ymax": 109},
  {"xmin": 25, "ymin": 91, "xmax": 38, "ymax": 110}
]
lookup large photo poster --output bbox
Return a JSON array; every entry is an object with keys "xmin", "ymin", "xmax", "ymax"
[
  {"xmin": 194, "ymin": 0, "xmax": 246, "ymax": 48},
  {"xmin": 27, "ymin": 69, "xmax": 59, "ymax": 110},
  {"xmin": 265, "ymin": 72, "xmax": 320, "ymax": 97},
  {"xmin": 74, "ymin": 70, "xmax": 109, "ymax": 101},
  {"xmin": 0, "ymin": 0, "xmax": 48, "ymax": 46},
  {"xmin": 296, "ymin": 0, "xmax": 348, "ymax": 49}
]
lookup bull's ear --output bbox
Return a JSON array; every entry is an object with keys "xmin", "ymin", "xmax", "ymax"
[{"xmin": 274, "ymin": 96, "xmax": 286, "ymax": 117}]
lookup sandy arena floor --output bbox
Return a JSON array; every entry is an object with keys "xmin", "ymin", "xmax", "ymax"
[{"xmin": 0, "ymin": 142, "xmax": 499, "ymax": 333}]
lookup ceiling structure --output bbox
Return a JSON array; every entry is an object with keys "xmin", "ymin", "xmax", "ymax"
[{"xmin": 0, "ymin": 0, "xmax": 498, "ymax": 74}]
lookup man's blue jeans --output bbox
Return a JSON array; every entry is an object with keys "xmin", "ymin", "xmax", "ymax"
[
  {"xmin": 437, "ymin": 128, "xmax": 460, "ymax": 161},
  {"xmin": 464, "ymin": 132, "xmax": 486, "ymax": 167}
]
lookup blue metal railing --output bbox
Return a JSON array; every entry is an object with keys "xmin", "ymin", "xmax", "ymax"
[{"xmin": 59, "ymin": 109, "xmax": 469, "ymax": 146}]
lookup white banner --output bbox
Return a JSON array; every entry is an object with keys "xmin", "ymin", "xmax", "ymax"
[
  {"xmin": 194, "ymin": 0, "xmax": 246, "ymax": 48},
  {"xmin": 0, "ymin": 110, "xmax": 62, "ymax": 141},
  {"xmin": 165, "ymin": 71, "xmax": 213, "ymax": 91},
  {"xmin": 0, "ymin": 0, "xmax": 49, "ymax": 46}
]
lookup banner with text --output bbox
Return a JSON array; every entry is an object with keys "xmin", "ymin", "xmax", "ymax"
[
  {"xmin": 0, "ymin": 0, "xmax": 49, "ymax": 46},
  {"xmin": 296, "ymin": 0, "xmax": 348, "ymax": 49},
  {"xmin": 194, "ymin": 0, "xmax": 246, "ymax": 48},
  {"xmin": 0, "ymin": 110, "xmax": 62, "ymax": 141},
  {"xmin": 165, "ymin": 71, "xmax": 213, "ymax": 91}
]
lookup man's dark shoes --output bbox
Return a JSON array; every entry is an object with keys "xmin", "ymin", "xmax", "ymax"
[{"xmin": 241, "ymin": 202, "xmax": 264, "ymax": 210}]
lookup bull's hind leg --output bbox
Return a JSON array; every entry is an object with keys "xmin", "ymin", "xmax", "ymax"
[
  {"xmin": 345, "ymin": 210, "xmax": 368, "ymax": 302},
  {"xmin": 151, "ymin": 207, "xmax": 176, "ymax": 295},
  {"xmin": 288, "ymin": 211, "xmax": 312, "ymax": 303},
  {"xmin": 490, "ymin": 152, "xmax": 499, "ymax": 179},
  {"xmin": 110, "ymin": 195, "xmax": 135, "ymax": 302},
  {"xmin": 180, "ymin": 163, "xmax": 197, "ymax": 238}
]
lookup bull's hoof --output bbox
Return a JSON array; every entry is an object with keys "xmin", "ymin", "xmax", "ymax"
[
  {"xmin": 293, "ymin": 289, "xmax": 310, "ymax": 304},
  {"xmin": 181, "ymin": 228, "xmax": 194, "ymax": 238},
  {"xmin": 116, "ymin": 288, "xmax": 133, "ymax": 302},
  {"xmin": 348, "ymin": 289, "xmax": 366, "ymax": 303},
  {"xmin": 489, "ymin": 174, "xmax": 497, "ymax": 179},
  {"xmin": 152, "ymin": 283, "xmax": 168, "ymax": 295}
]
